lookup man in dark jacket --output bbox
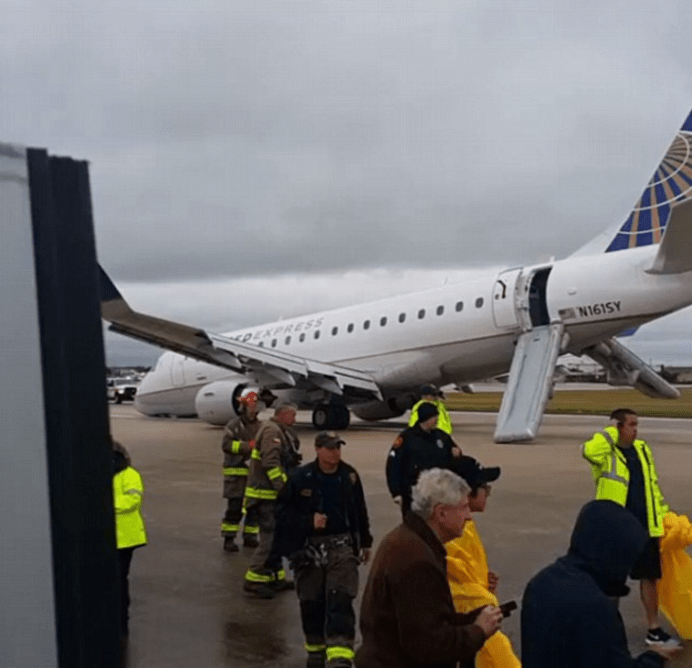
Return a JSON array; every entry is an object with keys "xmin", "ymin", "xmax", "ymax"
[
  {"xmin": 387, "ymin": 402, "xmax": 499, "ymax": 518},
  {"xmin": 356, "ymin": 468, "xmax": 502, "ymax": 668},
  {"xmin": 274, "ymin": 431, "xmax": 373, "ymax": 668},
  {"xmin": 521, "ymin": 500, "xmax": 682, "ymax": 667}
]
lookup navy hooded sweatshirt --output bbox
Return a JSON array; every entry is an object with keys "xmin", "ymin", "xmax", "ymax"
[{"xmin": 521, "ymin": 500, "xmax": 665, "ymax": 668}]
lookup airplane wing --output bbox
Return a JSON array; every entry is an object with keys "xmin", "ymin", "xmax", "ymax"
[
  {"xmin": 99, "ymin": 266, "xmax": 382, "ymax": 400},
  {"xmin": 648, "ymin": 198, "xmax": 692, "ymax": 274}
]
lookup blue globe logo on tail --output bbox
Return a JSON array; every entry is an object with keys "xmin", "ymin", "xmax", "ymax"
[{"xmin": 607, "ymin": 111, "xmax": 692, "ymax": 252}]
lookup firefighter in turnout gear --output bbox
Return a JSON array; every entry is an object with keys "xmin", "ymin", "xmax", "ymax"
[
  {"xmin": 581, "ymin": 408, "xmax": 681, "ymax": 650},
  {"xmin": 243, "ymin": 401, "xmax": 301, "ymax": 598},
  {"xmin": 220, "ymin": 391, "xmax": 262, "ymax": 552},
  {"xmin": 274, "ymin": 431, "xmax": 372, "ymax": 668}
]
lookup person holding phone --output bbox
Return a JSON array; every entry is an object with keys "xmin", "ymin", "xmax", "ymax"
[{"xmin": 446, "ymin": 461, "xmax": 520, "ymax": 668}]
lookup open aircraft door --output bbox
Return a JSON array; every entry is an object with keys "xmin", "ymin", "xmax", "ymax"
[{"xmin": 492, "ymin": 268, "xmax": 522, "ymax": 329}]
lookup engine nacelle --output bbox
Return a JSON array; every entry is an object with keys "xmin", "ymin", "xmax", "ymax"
[
  {"xmin": 195, "ymin": 381, "xmax": 256, "ymax": 425},
  {"xmin": 350, "ymin": 395, "xmax": 413, "ymax": 422}
]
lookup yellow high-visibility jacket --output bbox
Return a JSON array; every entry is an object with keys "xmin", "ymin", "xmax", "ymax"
[
  {"xmin": 658, "ymin": 511, "xmax": 692, "ymax": 639},
  {"xmin": 408, "ymin": 399, "xmax": 453, "ymax": 434},
  {"xmin": 446, "ymin": 520, "xmax": 521, "ymax": 668},
  {"xmin": 581, "ymin": 426, "xmax": 668, "ymax": 537},
  {"xmin": 113, "ymin": 466, "xmax": 147, "ymax": 549}
]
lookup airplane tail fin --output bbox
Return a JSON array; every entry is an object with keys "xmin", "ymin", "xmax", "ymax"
[{"xmin": 605, "ymin": 110, "xmax": 692, "ymax": 253}]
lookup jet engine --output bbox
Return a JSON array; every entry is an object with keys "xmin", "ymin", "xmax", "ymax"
[
  {"xmin": 194, "ymin": 381, "xmax": 257, "ymax": 425},
  {"xmin": 351, "ymin": 395, "xmax": 414, "ymax": 421}
]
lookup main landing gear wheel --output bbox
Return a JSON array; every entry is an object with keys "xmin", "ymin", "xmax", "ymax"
[{"xmin": 311, "ymin": 404, "xmax": 351, "ymax": 430}]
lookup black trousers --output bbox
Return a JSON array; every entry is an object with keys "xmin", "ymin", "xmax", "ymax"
[{"xmin": 118, "ymin": 547, "xmax": 135, "ymax": 634}]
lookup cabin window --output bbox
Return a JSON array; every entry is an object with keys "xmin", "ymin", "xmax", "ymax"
[
  {"xmin": 380, "ymin": 316, "xmax": 387, "ymax": 327},
  {"xmin": 399, "ymin": 313, "xmax": 406, "ymax": 323},
  {"xmin": 475, "ymin": 297, "xmax": 484, "ymax": 308},
  {"xmin": 347, "ymin": 323, "xmax": 354, "ymax": 333},
  {"xmin": 285, "ymin": 336, "xmax": 291, "ymax": 345},
  {"xmin": 299, "ymin": 333, "xmax": 306, "ymax": 342},
  {"xmin": 455, "ymin": 301, "xmax": 463, "ymax": 312},
  {"xmin": 418, "ymin": 309, "xmax": 426, "ymax": 320},
  {"xmin": 259, "ymin": 341, "xmax": 264, "ymax": 347},
  {"xmin": 331, "ymin": 326, "xmax": 338, "ymax": 336},
  {"xmin": 363, "ymin": 320, "xmax": 370, "ymax": 330},
  {"xmin": 271, "ymin": 339, "xmax": 277, "ymax": 348},
  {"xmin": 314, "ymin": 330, "xmax": 320, "ymax": 339},
  {"xmin": 436, "ymin": 305, "xmax": 444, "ymax": 316}
]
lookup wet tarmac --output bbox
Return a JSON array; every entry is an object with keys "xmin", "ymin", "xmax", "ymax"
[{"xmin": 110, "ymin": 405, "xmax": 692, "ymax": 667}]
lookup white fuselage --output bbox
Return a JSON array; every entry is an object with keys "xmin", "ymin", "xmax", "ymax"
[{"xmin": 134, "ymin": 244, "xmax": 692, "ymax": 417}]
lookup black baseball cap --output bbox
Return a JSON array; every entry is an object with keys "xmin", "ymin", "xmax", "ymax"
[
  {"xmin": 452, "ymin": 455, "xmax": 501, "ymax": 490},
  {"xmin": 315, "ymin": 431, "xmax": 345, "ymax": 449},
  {"xmin": 420, "ymin": 384, "xmax": 443, "ymax": 397}
]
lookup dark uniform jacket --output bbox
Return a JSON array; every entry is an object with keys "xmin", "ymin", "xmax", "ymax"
[
  {"xmin": 221, "ymin": 414, "xmax": 260, "ymax": 498},
  {"xmin": 521, "ymin": 500, "xmax": 665, "ymax": 668},
  {"xmin": 356, "ymin": 512, "xmax": 486, "ymax": 668},
  {"xmin": 273, "ymin": 459, "xmax": 373, "ymax": 559},
  {"xmin": 386, "ymin": 425, "xmax": 456, "ymax": 504}
]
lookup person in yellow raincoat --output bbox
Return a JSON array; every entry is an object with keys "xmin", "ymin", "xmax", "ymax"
[
  {"xmin": 658, "ymin": 511, "xmax": 692, "ymax": 640},
  {"xmin": 446, "ymin": 461, "xmax": 521, "ymax": 668}
]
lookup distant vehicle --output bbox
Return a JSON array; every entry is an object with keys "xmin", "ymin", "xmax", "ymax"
[{"xmin": 107, "ymin": 377, "xmax": 138, "ymax": 404}]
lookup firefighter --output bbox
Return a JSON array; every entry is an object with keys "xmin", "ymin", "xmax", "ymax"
[
  {"xmin": 274, "ymin": 431, "xmax": 372, "ymax": 668},
  {"xmin": 220, "ymin": 390, "xmax": 262, "ymax": 552},
  {"xmin": 243, "ymin": 401, "xmax": 301, "ymax": 598}
]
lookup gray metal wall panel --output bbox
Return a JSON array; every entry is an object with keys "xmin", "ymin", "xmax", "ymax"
[{"xmin": 0, "ymin": 144, "xmax": 58, "ymax": 666}]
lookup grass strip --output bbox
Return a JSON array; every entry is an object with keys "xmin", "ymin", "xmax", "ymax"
[{"xmin": 445, "ymin": 388, "xmax": 692, "ymax": 419}]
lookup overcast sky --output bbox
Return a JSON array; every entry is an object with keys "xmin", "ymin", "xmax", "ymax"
[{"xmin": 5, "ymin": 1, "xmax": 692, "ymax": 367}]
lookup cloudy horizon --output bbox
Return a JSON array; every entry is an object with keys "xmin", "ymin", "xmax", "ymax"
[{"xmin": 5, "ymin": 1, "xmax": 692, "ymax": 368}]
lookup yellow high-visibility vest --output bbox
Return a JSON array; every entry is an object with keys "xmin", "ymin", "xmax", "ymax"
[
  {"xmin": 408, "ymin": 399, "xmax": 453, "ymax": 434},
  {"xmin": 582, "ymin": 426, "xmax": 668, "ymax": 538}
]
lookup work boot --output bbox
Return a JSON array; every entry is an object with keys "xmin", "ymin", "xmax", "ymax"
[
  {"xmin": 306, "ymin": 651, "xmax": 325, "ymax": 668},
  {"xmin": 242, "ymin": 535, "xmax": 259, "ymax": 548},
  {"xmin": 271, "ymin": 578, "xmax": 295, "ymax": 592},
  {"xmin": 243, "ymin": 581, "xmax": 275, "ymax": 599},
  {"xmin": 223, "ymin": 537, "xmax": 239, "ymax": 552}
]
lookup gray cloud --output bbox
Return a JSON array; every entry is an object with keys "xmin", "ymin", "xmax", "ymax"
[{"xmin": 4, "ymin": 1, "xmax": 692, "ymax": 363}]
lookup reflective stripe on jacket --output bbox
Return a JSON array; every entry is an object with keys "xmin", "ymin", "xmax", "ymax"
[
  {"xmin": 113, "ymin": 466, "xmax": 147, "ymax": 549},
  {"xmin": 581, "ymin": 426, "xmax": 668, "ymax": 537},
  {"xmin": 245, "ymin": 418, "xmax": 292, "ymax": 503},
  {"xmin": 408, "ymin": 399, "xmax": 453, "ymax": 434},
  {"xmin": 222, "ymin": 415, "xmax": 260, "ymax": 497}
]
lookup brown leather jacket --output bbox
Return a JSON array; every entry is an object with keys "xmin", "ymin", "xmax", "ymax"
[{"xmin": 356, "ymin": 512, "xmax": 486, "ymax": 668}]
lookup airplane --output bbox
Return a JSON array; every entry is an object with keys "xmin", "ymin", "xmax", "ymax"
[{"xmin": 100, "ymin": 108, "xmax": 692, "ymax": 443}]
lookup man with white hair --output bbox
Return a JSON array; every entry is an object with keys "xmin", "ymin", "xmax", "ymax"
[{"xmin": 356, "ymin": 468, "xmax": 503, "ymax": 668}]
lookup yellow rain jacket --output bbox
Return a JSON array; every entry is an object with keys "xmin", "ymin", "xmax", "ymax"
[
  {"xmin": 657, "ymin": 511, "xmax": 692, "ymax": 639},
  {"xmin": 446, "ymin": 520, "xmax": 521, "ymax": 668}
]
